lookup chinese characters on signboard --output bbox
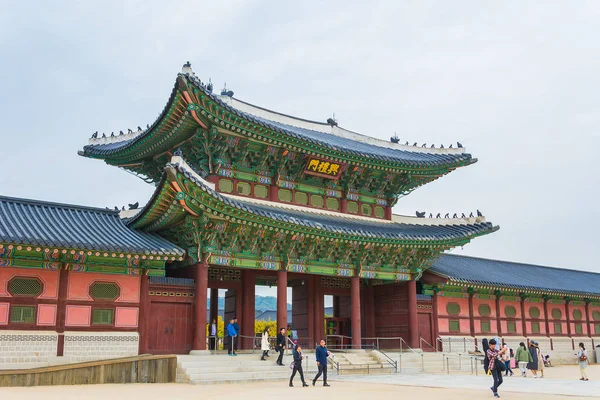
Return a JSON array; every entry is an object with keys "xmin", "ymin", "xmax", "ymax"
[{"xmin": 304, "ymin": 157, "xmax": 342, "ymax": 179}]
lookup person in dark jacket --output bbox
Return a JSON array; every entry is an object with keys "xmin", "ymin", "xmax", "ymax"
[
  {"xmin": 312, "ymin": 339, "xmax": 330, "ymax": 386},
  {"xmin": 276, "ymin": 327, "xmax": 286, "ymax": 366},
  {"xmin": 232, "ymin": 317, "xmax": 240, "ymax": 353},
  {"xmin": 289, "ymin": 345, "xmax": 309, "ymax": 387},
  {"xmin": 527, "ymin": 341, "xmax": 539, "ymax": 377}
]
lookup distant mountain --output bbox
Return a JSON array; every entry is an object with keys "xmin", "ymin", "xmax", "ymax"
[{"xmin": 211, "ymin": 296, "xmax": 291, "ymax": 311}]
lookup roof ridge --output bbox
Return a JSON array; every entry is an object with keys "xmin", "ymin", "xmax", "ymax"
[
  {"xmin": 0, "ymin": 195, "xmax": 119, "ymax": 215},
  {"xmin": 442, "ymin": 253, "xmax": 600, "ymax": 276}
]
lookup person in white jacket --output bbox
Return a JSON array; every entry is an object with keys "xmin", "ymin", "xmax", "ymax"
[{"xmin": 260, "ymin": 327, "xmax": 270, "ymax": 361}]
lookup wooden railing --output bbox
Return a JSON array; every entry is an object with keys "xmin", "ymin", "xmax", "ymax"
[{"xmin": 0, "ymin": 354, "xmax": 177, "ymax": 387}]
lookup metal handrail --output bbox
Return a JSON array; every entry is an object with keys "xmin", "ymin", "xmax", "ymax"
[
  {"xmin": 420, "ymin": 337, "xmax": 438, "ymax": 352},
  {"xmin": 362, "ymin": 336, "xmax": 404, "ymax": 350},
  {"xmin": 375, "ymin": 347, "xmax": 398, "ymax": 372}
]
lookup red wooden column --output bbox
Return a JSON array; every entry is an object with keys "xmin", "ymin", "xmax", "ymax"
[
  {"xmin": 193, "ymin": 260, "xmax": 208, "ymax": 351},
  {"xmin": 543, "ymin": 297, "xmax": 551, "ymax": 338},
  {"xmin": 314, "ymin": 276, "xmax": 325, "ymax": 343},
  {"xmin": 407, "ymin": 280, "xmax": 419, "ymax": 348},
  {"xmin": 585, "ymin": 300, "xmax": 592, "ymax": 339},
  {"xmin": 138, "ymin": 271, "xmax": 150, "ymax": 354},
  {"xmin": 495, "ymin": 293, "xmax": 502, "ymax": 336},
  {"xmin": 432, "ymin": 289, "xmax": 440, "ymax": 350},
  {"xmin": 520, "ymin": 295, "xmax": 527, "ymax": 337},
  {"xmin": 277, "ymin": 270, "xmax": 288, "ymax": 331},
  {"xmin": 351, "ymin": 276, "xmax": 362, "ymax": 348},
  {"xmin": 56, "ymin": 265, "xmax": 69, "ymax": 356},
  {"xmin": 241, "ymin": 270, "xmax": 255, "ymax": 349},
  {"xmin": 468, "ymin": 291, "xmax": 475, "ymax": 337},
  {"xmin": 565, "ymin": 299, "xmax": 572, "ymax": 337}
]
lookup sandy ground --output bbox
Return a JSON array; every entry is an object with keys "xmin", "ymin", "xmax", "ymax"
[{"xmin": 0, "ymin": 365, "xmax": 597, "ymax": 400}]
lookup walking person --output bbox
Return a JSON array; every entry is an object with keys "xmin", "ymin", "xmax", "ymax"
[
  {"xmin": 502, "ymin": 344, "xmax": 514, "ymax": 377},
  {"xmin": 515, "ymin": 342, "xmax": 533, "ymax": 377},
  {"xmin": 536, "ymin": 343, "xmax": 545, "ymax": 378},
  {"xmin": 576, "ymin": 342, "xmax": 590, "ymax": 381},
  {"xmin": 260, "ymin": 327, "xmax": 270, "ymax": 361},
  {"xmin": 226, "ymin": 318, "xmax": 237, "ymax": 356},
  {"xmin": 527, "ymin": 341, "xmax": 539, "ymax": 378},
  {"xmin": 487, "ymin": 338, "xmax": 507, "ymax": 398},
  {"xmin": 289, "ymin": 344, "xmax": 309, "ymax": 387},
  {"xmin": 232, "ymin": 317, "xmax": 240, "ymax": 353},
  {"xmin": 312, "ymin": 339, "xmax": 331, "ymax": 387},
  {"xmin": 276, "ymin": 327, "xmax": 286, "ymax": 366},
  {"xmin": 208, "ymin": 319, "xmax": 217, "ymax": 350}
]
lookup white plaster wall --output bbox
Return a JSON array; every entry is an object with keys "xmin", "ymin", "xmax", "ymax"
[
  {"xmin": 0, "ymin": 330, "xmax": 58, "ymax": 369},
  {"xmin": 63, "ymin": 331, "xmax": 139, "ymax": 362}
]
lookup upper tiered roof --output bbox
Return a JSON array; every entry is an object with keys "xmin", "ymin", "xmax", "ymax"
[{"xmin": 79, "ymin": 64, "xmax": 476, "ymax": 198}]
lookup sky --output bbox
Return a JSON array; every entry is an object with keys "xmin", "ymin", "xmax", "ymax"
[{"xmin": 1, "ymin": 1, "xmax": 599, "ymax": 299}]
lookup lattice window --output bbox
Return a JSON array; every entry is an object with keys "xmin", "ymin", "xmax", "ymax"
[
  {"xmin": 575, "ymin": 323, "xmax": 583, "ymax": 334},
  {"xmin": 92, "ymin": 309, "xmax": 114, "ymax": 325},
  {"xmin": 481, "ymin": 320, "xmax": 491, "ymax": 332},
  {"xmin": 505, "ymin": 306, "xmax": 517, "ymax": 318},
  {"xmin": 326, "ymin": 198, "xmax": 339, "ymax": 211},
  {"xmin": 529, "ymin": 307, "xmax": 540, "ymax": 318},
  {"xmin": 446, "ymin": 302, "xmax": 461, "ymax": 316},
  {"xmin": 449, "ymin": 320, "xmax": 460, "ymax": 332},
  {"xmin": 374, "ymin": 206, "xmax": 385, "ymax": 218},
  {"xmin": 294, "ymin": 192, "xmax": 308, "ymax": 205},
  {"xmin": 278, "ymin": 189, "xmax": 292, "ymax": 203},
  {"xmin": 507, "ymin": 321, "xmax": 517, "ymax": 333},
  {"xmin": 553, "ymin": 322, "xmax": 562, "ymax": 334},
  {"xmin": 531, "ymin": 322, "xmax": 540, "ymax": 334},
  {"xmin": 551, "ymin": 308, "xmax": 562, "ymax": 320},
  {"xmin": 573, "ymin": 309, "xmax": 583, "ymax": 321},
  {"xmin": 361, "ymin": 204, "xmax": 372, "ymax": 216},
  {"xmin": 10, "ymin": 305, "xmax": 35, "ymax": 323},
  {"xmin": 478, "ymin": 304, "xmax": 491, "ymax": 317},
  {"xmin": 218, "ymin": 179, "xmax": 233, "ymax": 193},
  {"xmin": 7, "ymin": 277, "xmax": 43, "ymax": 297},
  {"xmin": 310, "ymin": 195, "xmax": 324, "ymax": 208},
  {"xmin": 89, "ymin": 282, "xmax": 120, "ymax": 300},
  {"xmin": 595, "ymin": 324, "xmax": 600, "ymax": 334},
  {"xmin": 254, "ymin": 185, "xmax": 268, "ymax": 199},
  {"xmin": 347, "ymin": 201, "xmax": 358, "ymax": 214},
  {"xmin": 236, "ymin": 182, "xmax": 251, "ymax": 196}
]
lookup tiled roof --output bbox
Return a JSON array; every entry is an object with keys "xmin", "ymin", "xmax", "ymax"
[
  {"xmin": 132, "ymin": 159, "xmax": 498, "ymax": 242},
  {"xmin": 81, "ymin": 73, "xmax": 474, "ymax": 167},
  {"xmin": 430, "ymin": 254, "xmax": 600, "ymax": 297},
  {"xmin": 0, "ymin": 195, "xmax": 184, "ymax": 256}
]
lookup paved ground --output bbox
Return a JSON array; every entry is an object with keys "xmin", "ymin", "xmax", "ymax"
[{"xmin": 0, "ymin": 365, "xmax": 597, "ymax": 399}]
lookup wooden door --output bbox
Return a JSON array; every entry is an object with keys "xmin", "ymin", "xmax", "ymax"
[
  {"xmin": 148, "ymin": 302, "xmax": 193, "ymax": 354},
  {"xmin": 418, "ymin": 313, "xmax": 433, "ymax": 351}
]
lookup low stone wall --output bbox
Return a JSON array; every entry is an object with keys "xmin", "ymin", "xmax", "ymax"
[
  {"xmin": 0, "ymin": 331, "xmax": 58, "ymax": 369},
  {"xmin": 63, "ymin": 331, "xmax": 139, "ymax": 362}
]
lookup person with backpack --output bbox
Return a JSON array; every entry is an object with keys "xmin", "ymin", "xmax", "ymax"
[
  {"xmin": 226, "ymin": 318, "xmax": 237, "ymax": 356},
  {"xmin": 502, "ymin": 344, "xmax": 514, "ymax": 377},
  {"xmin": 515, "ymin": 342, "xmax": 533, "ymax": 377},
  {"xmin": 486, "ymin": 339, "xmax": 507, "ymax": 398},
  {"xmin": 576, "ymin": 342, "xmax": 590, "ymax": 381}
]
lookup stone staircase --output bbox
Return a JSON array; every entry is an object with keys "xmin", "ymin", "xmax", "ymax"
[
  {"xmin": 176, "ymin": 350, "xmax": 395, "ymax": 384},
  {"xmin": 385, "ymin": 351, "xmax": 483, "ymax": 374}
]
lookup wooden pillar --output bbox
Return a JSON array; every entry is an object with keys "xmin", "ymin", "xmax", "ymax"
[
  {"xmin": 314, "ymin": 276, "xmax": 325, "ymax": 343},
  {"xmin": 241, "ymin": 270, "xmax": 255, "ymax": 349},
  {"xmin": 585, "ymin": 300, "xmax": 592, "ymax": 339},
  {"xmin": 269, "ymin": 185, "xmax": 279, "ymax": 202},
  {"xmin": 364, "ymin": 284, "xmax": 376, "ymax": 338},
  {"xmin": 209, "ymin": 288, "xmax": 219, "ymax": 323},
  {"xmin": 543, "ymin": 297, "xmax": 551, "ymax": 337},
  {"xmin": 138, "ymin": 272, "xmax": 150, "ymax": 354},
  {"xmin": 307, "ymin": 276, "xmax": 315, "ymax": 347},
  {"xmin": 468, "ymin": 291, "xmax": 475, "ymax": 337},
  {"xmin": 432, "ymin": 290, "xmax": 440, "ymax": 350},
  {"xmin": 520, "ymin": 295, "xmax": 527, "ymax": 337},
  {"xmin": 565, "ymin": 299, "xmax": 572, "ymax": 337},
  {"xmin": 495, "ymin": 292, "xmax": 502, "ymax": 336},
  {"xmin": 56, "ymin": 265, "xmax": 69, "ymax": 357},
  {"xmin": 340, "ymin": 199, "xmax": 348, "ymax": 214},
  {"xmin": 277, "ymin": 270, "xmax": 287, "ymax": 332},
  {"xmin": 407, "ymin": 280, "xmax": 419, "ymax": 348},
  {"xmin": 193, "ymin": 260, "xmax": 208, "ymax": 350},
  {"xmin": 351, "ymin": 276, "xmax": 362, "ymax": 348}
]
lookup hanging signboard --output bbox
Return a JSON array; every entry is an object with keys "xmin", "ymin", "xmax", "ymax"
[{"xmin": 304, "ymin": 157, "xmax": 343, "ymax": 179}]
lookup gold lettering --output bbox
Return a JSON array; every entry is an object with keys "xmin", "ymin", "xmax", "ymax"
[
  {"xmin": 317, "ymin": 162, "xmax": 330, "ymax": 173},
  {"xmin": 327, "ymin": 163, "xmax": 340, "ymax": 176},
  {"xmin": 308, "ymin": 159, "xmax": 319, "ymax": 171}
]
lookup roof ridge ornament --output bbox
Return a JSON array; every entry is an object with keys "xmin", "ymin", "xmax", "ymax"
[
  {"xmin": 182, "ymin": 61, "xmax": 194, "ymax": 76},
  {"xmin": 326, "ymin": 113, "xmax": 338, "ymax": 127}
]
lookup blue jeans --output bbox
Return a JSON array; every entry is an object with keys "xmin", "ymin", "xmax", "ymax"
[
  {"xmin": 492, "ymin": 368, "xmax": 504, "ymax": 393},
  {"xmin": 504, "ymin": 360, "xmax": 513, "ymax": 376}
]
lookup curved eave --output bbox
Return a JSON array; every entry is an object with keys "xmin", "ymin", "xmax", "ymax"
[
  {"xmin": 130, "ymin": 157, "xmax": 498, "ymax": 246},
  {"xmin": 79, "ymin": 73, "xmax": 476, "ymax": 173}
]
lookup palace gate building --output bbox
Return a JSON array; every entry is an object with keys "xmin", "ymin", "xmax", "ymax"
[{"xmin": 1, "ymin": 63, "xmax": 598, "ymax": 366}]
